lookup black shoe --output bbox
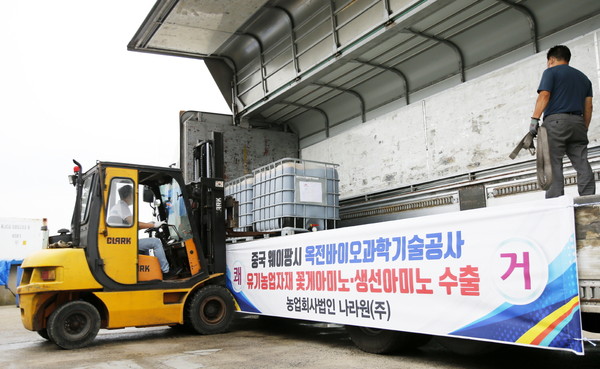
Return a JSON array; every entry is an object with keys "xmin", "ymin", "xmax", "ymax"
[{"xmin": 163, "ymin": 267, "xmax": 182, "ymax": 280}]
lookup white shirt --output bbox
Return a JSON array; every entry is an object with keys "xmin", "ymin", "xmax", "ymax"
[{"xmin": 108, "ymin": 200, "xmax": 132, "ymax": 225}]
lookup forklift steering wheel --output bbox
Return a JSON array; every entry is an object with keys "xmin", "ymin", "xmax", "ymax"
[
  {"xmin": 145, "ymin": 224, "xmax": 173, "ymax": 245},
  {"xmin": 145, "ymin": 223, "xmax": 169, "ymax": 237}
]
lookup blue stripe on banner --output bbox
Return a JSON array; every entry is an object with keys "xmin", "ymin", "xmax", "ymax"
[
  {"xmin": 540, "ymin": 306, "xmax": 580, "ymax": 347},
  {"xmin": 454, "ymin": 234, "xmax": 578, "ymax": 335},
  {"xmin": 226, "ymin": 268, "xmax": 262, "ymax": 313},
  {"xmin": 451, "ymin": 264, "xmax": 578, "ymax": 339},
  {"xmin": 547, "ymin": 235, "xmax": 576, "ymax": 284}
]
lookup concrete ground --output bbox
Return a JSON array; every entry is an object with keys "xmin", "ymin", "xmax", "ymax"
[{"xmin": 1, "ymin": 305, "xmax": 600, "ymax": 369}]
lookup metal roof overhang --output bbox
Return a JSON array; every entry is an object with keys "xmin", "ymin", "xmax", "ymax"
[{"xmin": 129, "ymin": 0, "xmax": 600, "ymax": 148}]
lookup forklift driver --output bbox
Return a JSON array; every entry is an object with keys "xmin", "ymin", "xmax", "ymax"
[{"xmin": 109, "ymin": 185, "xmax": 179, "ymax": 279}]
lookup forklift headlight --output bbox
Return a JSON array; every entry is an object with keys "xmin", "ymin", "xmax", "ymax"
[{"xmin": 40, "ymin": 268, "xmax": 56, "ymax": 282}]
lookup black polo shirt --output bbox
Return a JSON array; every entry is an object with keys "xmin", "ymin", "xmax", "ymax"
[{"xmin": 537, "ymin": 64, "xmax": 592, "ymax": 117}]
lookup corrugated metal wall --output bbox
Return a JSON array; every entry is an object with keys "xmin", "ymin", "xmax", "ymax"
[{"xmin": 302, "ymin": 30, "xmax": 600, "ymax": 200}]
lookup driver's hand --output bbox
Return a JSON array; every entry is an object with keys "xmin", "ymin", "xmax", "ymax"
[{"xmin": 152, "ymin": 221, "xmax": 166, "ymax": 228}]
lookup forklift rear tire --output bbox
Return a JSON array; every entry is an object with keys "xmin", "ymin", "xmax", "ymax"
[
  {"xmin": 187, "ymin": 285, "xmax": 234, "ymax": 335},
  {"xmin": 47, "ymin": 301, "xmax": 101, "ymax": 349}
]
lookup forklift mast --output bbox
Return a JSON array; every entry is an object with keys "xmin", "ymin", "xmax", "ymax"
[{"xmin": 187, "ymin": 131, "xmax": 226, "ymax": 275}]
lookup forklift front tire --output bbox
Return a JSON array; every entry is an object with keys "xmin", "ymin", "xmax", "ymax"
[
  {"xmin": 37, "ymin": 328, "xmax": 50, "ymax": 341},
  {"xmin": 187, "ymin": 285, "xmax": 234, "ymax": 335},
  {"xmin": 47, "ymin": 301, "xmax": 101, "ymax": 349}
]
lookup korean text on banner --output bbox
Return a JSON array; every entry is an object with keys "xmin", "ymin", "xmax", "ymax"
[{"xmin": 226, "ymin": 196, "xmax": 583, "ymax": 354}]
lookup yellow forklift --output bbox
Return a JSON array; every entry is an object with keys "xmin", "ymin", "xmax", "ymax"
[{"xmin": 18, "ymin": 133, "xmax": 235, "ymax": 349}]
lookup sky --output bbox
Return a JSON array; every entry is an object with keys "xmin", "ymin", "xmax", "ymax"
[{"xmin": 0, "ymin": 1, "xmax": 230, "ymax": 234}]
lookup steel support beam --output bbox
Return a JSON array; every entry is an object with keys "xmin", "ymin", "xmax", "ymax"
[
  {"xmin": 235, "ymin": 32, "xmax": 268, "ymax": 96},
  {"xmin": 329, "ymin": 0, "xmax": 341, "ymax": 51},
  {"xmin": 496, "ymin": 0, "xmax": 539, "ymax": 54},
  {"xmin": 282, "ymin": 101, "xmax": 330, "ymax": 138},
  {"xmin": 403, "ymin": 27, "xmax": 465, "ymax": 83},
  {"xmin": 383, "ymin": 0, "xmax": 392, "ymax": 16},
  {"xmin": 214, "ymin": 55, "xmax": 243, "ymax": 113},
  {"xmin": 268, "ymin": 6, "xmax": 301, "ymax": 76},
  {"xmin": 312, "ymin": 83, "xmax": 366, "ymax": 122},
  {"xmin": 354, "ymin": 59, "xmax": 410, "ymax": 105}
]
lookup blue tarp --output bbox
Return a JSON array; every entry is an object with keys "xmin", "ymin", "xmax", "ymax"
[{"xmin": 0, "ymin": 260, "xmax": 22, "ymax": 286}]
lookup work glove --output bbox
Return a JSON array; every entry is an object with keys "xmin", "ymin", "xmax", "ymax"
[
  {"xmin": 529, "ymin": 118, "xmax": 540, "ymax": 137},
  {"xmin": 152, "ymin": 220, "xmax": 166, "ymax": 228}
]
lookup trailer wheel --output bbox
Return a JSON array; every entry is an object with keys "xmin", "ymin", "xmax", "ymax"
[
  {"xmin": 435, "ymin": 336, "xmax": 498, "ymax": 355},
  {"xmin": 47, "ymin": 301, "xmax": 101, "ymax": 349},
  {"xmin": 187, "ymin": 285, "xmax": 234, "ymax": 335},
  {"xmin": 345, "ymin": 326, "xmax": 431, "ymax": 354},
  {"xmin": 581, "ymin": 312, "xmax": 600, "ymax": 333}
]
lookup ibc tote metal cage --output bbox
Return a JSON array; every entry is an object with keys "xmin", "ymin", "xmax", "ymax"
[
  {"xmin": 252, "ymin": 158, "xmax": 340, "ymax": 233},
  {"xmin": 224, "ymin": 174, "xmax": 254, "ymax": 232}
]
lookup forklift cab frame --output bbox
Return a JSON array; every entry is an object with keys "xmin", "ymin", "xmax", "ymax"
[
  {"xmin": 74, "ymin": 162, "xmax": 210, "ymax": 287},
  {"xmin": 17, "ymin": 133, "xmax": 233, "ymax": 349}
]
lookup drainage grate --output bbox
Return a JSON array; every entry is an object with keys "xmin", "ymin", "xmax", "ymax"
[{"xmin": 341, "ymin": 196, "xmax": 455, "ymax": 220}]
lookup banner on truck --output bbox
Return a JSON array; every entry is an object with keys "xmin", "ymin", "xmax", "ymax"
[{"xmin": 226, "ymin": 196, "xmax": 583, "ymax": 354}]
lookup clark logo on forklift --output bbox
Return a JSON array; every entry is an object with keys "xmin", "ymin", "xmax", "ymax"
[{"xmin": 106, "ymin": 237, "xmax": 132, "ymax": 245}]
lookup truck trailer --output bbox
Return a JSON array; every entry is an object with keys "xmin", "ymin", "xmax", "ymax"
[
  {"xmin": 128, "ymin": 1, "xmax": 600, "ymax": 354},
  {"xmin": 16, "ymin": 126, "xmax": 600, "ymax": 354},
  {"xmin": 17, "ymin": 0, "xmax": 600, "ymax": 355}
]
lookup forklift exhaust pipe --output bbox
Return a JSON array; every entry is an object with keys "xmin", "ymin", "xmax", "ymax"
[{"xmin": 71, "ymin": 159, "xmax": 84, "ymax": 246}]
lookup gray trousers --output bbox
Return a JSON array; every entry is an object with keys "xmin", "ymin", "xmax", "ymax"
[
  {"xmin": 543, "ymin": 113, "xmax": 595, "ymax": 198},
  {"xmin": 139, "ymin": 238, "xmax": 170, "ymax": 273}
]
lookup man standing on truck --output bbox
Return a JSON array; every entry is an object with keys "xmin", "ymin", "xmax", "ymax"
[{"xmin": 529, "ymin": 45, "xmax": 595, "ymax": 198}]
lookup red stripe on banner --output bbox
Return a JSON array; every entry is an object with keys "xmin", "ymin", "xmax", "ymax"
[{"xmin": 531, "ymin": 301, "xmax": 578, "ymax": 345}]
